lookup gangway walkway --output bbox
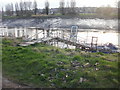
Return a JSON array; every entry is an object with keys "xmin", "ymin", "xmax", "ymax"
[{"xmin": 19, "ymin": 30, "xmax": 92, "ymax": 50}]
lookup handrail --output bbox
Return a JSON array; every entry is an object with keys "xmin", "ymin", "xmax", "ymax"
[
  {"xmin": 26, "ymin": 31, "xmax": 43, "ymax": 41},
  {"xmin": 24, "ymin": 29, "xmax": 88, "ymax": 47}
]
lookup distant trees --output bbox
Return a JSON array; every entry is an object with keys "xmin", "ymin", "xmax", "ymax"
[
  {"xmin": 33, "ymin": 0, "xmax": 37, "ymax": 15},
  {"xmin": 5, "ymin": 3, "xmax": 14, "ymax": 16},
  {"xmin": 70, "ymin": 0, "xmax": 76, "ymax": 15},
  {"xmin": 27, "ymin": 1, "xmax": 33, "ymax": 15},
  {"xmin": 24, "ymin": 1, "xmax": 32, "ymax": 14},
  {"xmin": 15, "ymin": 2, "xmax": 20, "ymax": 16},
  {"xmin": 5, "ymin": 0, "xmax": 37, "ymax": 17},
  {"xmin": 19, "ymin": 1, "xmax": 33, "ymax": 16},
  {"xmin": 45, "ymin": 1, "xmax": 49, "ymax": 15},
  {"xmin": 19, "ymin": 1, "xmax": 23, "ymax": 15},
  {"xmin": 4, "ymin": 0, "xmax": 78, "ymax": 17},
  {"xmin": 3, "ymin": 0, "xmax": 117, "ymax": 19},
  {"xmin": 59, "ymin": 0, "xmax": 65, "ymax": 15},
  {"xmin": 59, "ymin": 0, "xmax": 77, "ymax": 15}
]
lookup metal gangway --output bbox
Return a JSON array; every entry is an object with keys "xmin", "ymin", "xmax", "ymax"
[{"xmin": 19, "ymin": 27, "xmax": 92, "ymax": 51}]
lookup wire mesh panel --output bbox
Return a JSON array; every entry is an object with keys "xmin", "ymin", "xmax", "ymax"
[{"xmin": 70, "ymin": 25, "xmax": 78, "ymax": 42}]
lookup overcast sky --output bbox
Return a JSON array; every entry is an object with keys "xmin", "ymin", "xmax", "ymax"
[{"xmin": 0, "ymin": 0, "xmax": 118, "ymax": 11}]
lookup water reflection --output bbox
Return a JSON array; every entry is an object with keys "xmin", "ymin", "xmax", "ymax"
[{"xmin": 77, "ymin": 30, "xmax": 119, "ymax": 46}]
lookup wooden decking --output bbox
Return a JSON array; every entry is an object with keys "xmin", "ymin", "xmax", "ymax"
[{"xmin": 19, "ymin": 37, "xmax": 56, "ymax": 46}]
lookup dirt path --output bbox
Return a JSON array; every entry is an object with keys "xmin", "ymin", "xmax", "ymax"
[{"xmin": 2, "ymin": 77, "xmax": 30, "ymax": 88}]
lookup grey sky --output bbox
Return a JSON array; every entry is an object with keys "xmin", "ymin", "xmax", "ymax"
[{"xmin": 0, "ymin": 0, "xmax": 118, "ymax": 11}]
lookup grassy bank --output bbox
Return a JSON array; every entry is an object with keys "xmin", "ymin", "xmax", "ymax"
[
  {"xmin": 2, "ymin": 38, "xmax": 119, "ymax": 88},
  {"xmin": 2, "ymin": 13, "xmax": 117, "ymax": 20}
]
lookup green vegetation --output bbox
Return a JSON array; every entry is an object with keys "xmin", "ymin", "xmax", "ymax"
[
  {"xmin": 3, "ymin": 13, "xmax": 117, "ymax": 20},
  {"xmin": 2, "ymin": 38, "xmax": 119, "ymax": 88}
]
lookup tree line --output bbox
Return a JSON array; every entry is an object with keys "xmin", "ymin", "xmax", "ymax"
[
  {"xmin": 2, "ymin": 0, "xmax": 118, "ymax": 19},
  {"xmin": 2, "ymin": 0, "xmax": 77, "ymax": 17},
  {"xmin": 4, "ymin": 0, "xmax": 38, "ymax": 16}
]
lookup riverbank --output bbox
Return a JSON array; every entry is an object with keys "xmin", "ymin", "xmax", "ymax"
[
  {"xmin": 0, "ymin": 18, "xmax": 117, "ymax": 30},
  {"xmin": 2, "ymin": 13, "xmax": 118, "ymax": 20},
  {"xmin": 2, "ymin": 38, "xmax": 119, "ymax": 88}
]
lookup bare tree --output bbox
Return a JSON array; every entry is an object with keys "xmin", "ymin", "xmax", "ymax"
[
  {"xmin": 70, "ymin": 0, "xmax": 76, "ymax": 8},
  {"xmin": 65, "ymin": 1, "xmax": 70, "ymax": 15},
  {"xmin": 15, "ymin": 2, "xmax": 20, "ymax": 16},
  {"xmin": 11, "ymin": 3, "xmax": 14, "ymax": 15},
  {"xmin": 65, "ymin": 0, "xmax": 77, "ymax": 15},
  {"xmin": 18, "ymin": 1, "xmax": 32, "ymax": 16},
  {"xmin": 5, "ymin": 0, "xmax": 33, "ymax": 17},
  {"xmin": 5, "ymin": 4, "xmax": 13, "ymax": 16},
  {"xmin": 59, "ymin": 0, "xmax": 65, "ymax": 15},
  {"xmin": 19, "ymin": 1, "xmax": 24, "ymax": 15},
  {"xmin": 24, "ymin": 2, "xmax": 28, "ymax": 11},
  {"xmin": 45, "ymin": 0, "xmax": 49, "ymax": 15},
  {"xmin": 70, "ymin": 0, "xmax": 76, "ymax": 15},
  {"xmin": 27, "ymin": 1, "xmax": 32, "ymax": 15},
  {"xmin": 28, "ymin": 1, "xmax": 32, "ymax": 11},
  {"xmin": 23, "ymin": 1, "xmax": 30, "ymax": 15},
  {"xmin": 66, "ymin": 1, "xmax": 70, "ymax": 8},
  {"xmin": 33, "ymin": 0, "xmax": 37, "ymax": 15}
]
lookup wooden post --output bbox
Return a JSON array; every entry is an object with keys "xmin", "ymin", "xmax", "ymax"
[
  {"xmin": 55, "ymin": 37, "xmax": 58, "ymax": 47},
  {"xmin": 43, "ymin": 29, "xmax": 45, "ymax": 38},
  {"xmin": 36, "ymin": 28, "xmax": 38, "ymax": 39},
  {"xmin": 14, "ymin": 27, "xmax": 17, "ymax": 37},
  {"xmin": 13, "ymin": 28, "xmax": 15, "ymax": 37},
  {"xmin": 63, "ymin": 29, "xmax": 64, "ymax": 39},
  {"xmin": 46, "ymin": 29, "xmax": 50, "ymax": 37},
  {"xmin": 25, "ymin": 27, "xmax": 27, "ymax": 39},
  {"xmin": 91, "ymin": 37, "xmax": 98, "ymax": 50},
  {"xmin": 5, "ymin": 27, "xmax": 8, "ymax": 37},
  {"xmin": 91, "ymin": 37, "xmax": 93, "ymax": 48},
  {"xmin": 1, "ymin": 29, "xmax": 3, "ymax": 37},
  {"xmin": 22, "ymin": 30, "xmax": 24, "ymax": 37},
  {"xmin": 17, "ymin": 30, "xmax": 20, "ymax": 37}
]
